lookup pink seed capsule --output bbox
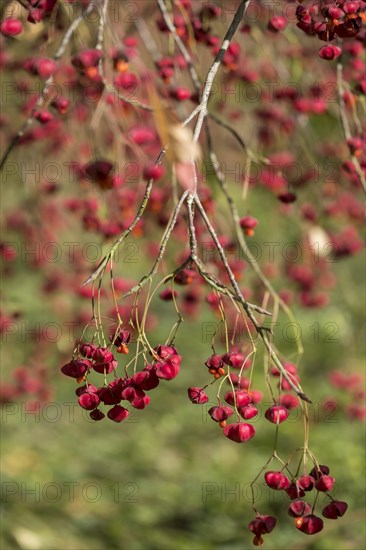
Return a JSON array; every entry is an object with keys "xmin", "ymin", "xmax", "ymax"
[
  {"xmin": 1, "ymin": 18, "xmax": 23, "ymax": 37},
  {"xmin": 223, "ymin": 422, "xmax": 255, "ymax": 443},
  {"xmin": 265, "ymin": 404, "xmax": 289, "ymax": 424},
  {"xmin": 318, "ymin": 45, "xmax": 342, "ymax": 61}
]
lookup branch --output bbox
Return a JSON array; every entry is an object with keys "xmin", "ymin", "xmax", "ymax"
[
  {"xmin": 155, "ymin": 1, "xmax": 308, "ymax": 398},
  {"xmin": 82, "ymin": 147, "xmax": 167, "ymax": 286},
  {"xmin": 194, "ymin": 195, "xmax": 261, "ymax": 330},
  {"xmin": 208, "ymin": 113, "xmax": 247, "ymax": 151},
  {"xmin": 121, "ymin": 190, "xmax": 189, "ymax": 298},
  {"xmin": 194, "ymin": 258, "xmax": 272, "ymax": 316},
  {"xmin": 188, "ymin": 0, "xmax": 250, "ymax": 137},
  {"xmin": 157, "ymin": 1, "xmax": 248, "ymax": 152},
  {"xmin": 96, "ymin": 0, "xmax": 109, "ymax": 52},
  {"xmin": 194, "ymin": 195, "xmax": 311, "ymax": 403},
  {"xmin": 206, "ymin": 142, "xmax": 304, "ymax": 357}
]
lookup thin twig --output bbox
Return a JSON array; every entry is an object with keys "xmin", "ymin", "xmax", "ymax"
[
  {"xmin": 190, "ymin": 0, "xmax": 249, "ymax": 145},
  {"xmin": 121, "ymin": 190, "xmax": 189, "ymax": 298},
  {"xmin": 194, "ymin": 195, "xmax": 311, "ymax": 403},
  {"xmin": 208, "ymin": 113, "xmax": 247, "ymax": 150},
  {"xmin": 82, "ymin": 148, "xmax": 167, "ymax": 286}
]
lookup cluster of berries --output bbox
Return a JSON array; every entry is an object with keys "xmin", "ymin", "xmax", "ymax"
[
  {"xmin": 186, "ymin": 352, "xmax": 302, "ymax": 443},
  {"xmin": 249, "ymin": 464, "xmax": 347, "ymax": 545},
  {"xmin": 0, "ymin": 0, "xmax": 61, "ymax": 36},
  {"xmin": 61, "ymin": 332, "xmax": 181, "ymax": 422},
  {"xmin": 295, "ymin": 0, "xmax": 365, "ymax": 60}
]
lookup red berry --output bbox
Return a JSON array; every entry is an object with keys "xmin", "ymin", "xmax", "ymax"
[
  {"xmin": 328, "ymin": 6, "xmax": 344, "ymax": 18},
  {"xmin": 315, "ymin": 475, "xmax": 335, "ymax": 492},
  {"xmin": 90, "ymin": 409, "xmax": 105, "ymax": 421},
  {"xmin": 143, "ymin": 164, "xmax": 165, "ymax": 181},
  {"xmin": 170, "ymin": 87, "xmax": 192, "ymax": 101},
  {"xmin": 208, "ymin": 405, "xmax": 234, "ymax": 422},
  {"xmin": 249, "ymin": 390, "xmax": 263, "ymax": 403},
  {"xmin": 35, "ymin": 57, "xmax": 58, "ymax": 79},
  {"xmin": 239, "ymin": 216, "xmax": 258, "ymax": 236},
  {"xmin": 71, "ymin": 48, "xmax": 103, "ymax": 71},
  {"xmin": 121, "ymin": 384, "xmax": 144, "ymax": 403},
  {"xmin": 78, "ymin": 392, "xmax": 100, "ymax": 410},
  {"xmin": 288, "ymin": 499, "xmax": 312, "ymax": 517},
  {"xmin": 238, "ymin": 403, "xmax": 258, "ymax": 420},
  {"xmin": 35, "ymin": 110, "xmax": 53, "ymax": 124},
  {"xmin": 107, "ymin": 405, "xmax": 130, "ymax": 422},
  {"xmin": 205, "ymin": 354, "xmax": 224, "ymax": 371},
  {"xmin": 342, "ymin": 1, "xmax": 359, "ymax": 14},
  {"xmin": 295, "ymin": 514, "xmax": 324, "ymax": 535},
  {"xmin": 155, "ymin": 357, "xmax": 181, "ymax": 380},
  {"xmin": 110, "ymin": 329, "xmax": 131, "ymax": 347},
  {"xmin": 265, "ymin": 404, "xmax": 289, "ymax": 424},
  {"xmin": 249, "ymin": 515, "xmax": 276, "ymax": 536},
  {"xmin": 61, "ymin": 359, "xmax": 90, "ymax": 379},
  {"xmin": 280, "ymin": 394, "xmax": 299, "ymax": 409},
  {"xmin": 223, "ymin": 422, "xmax": 255, "ymax": 443},
  {"xmin": 310, "ymin": 465, "xmax": 330, "ymax": 480},
  {"xmin": 222, "ymin": 351, "xmax": 245, "ymax": 368},
  {"xmin": 93, "ymin": 348, "xmax": 117, "ymax": 374},
  {"xmin": 96, "ymin": 385, "xmax": 121, "ymax": 406},
  {"xmin": 271, "ymin": 362, "xmax": 297, "ymax": 377},
  {"xmin": 298, "ymin": 475, "xmax": 316, "ymax": 492},
  {"xmin": 75, "ymin": 384, "xmax": 97, "ymax": 397},
  {"xmin": 79, "ymin": 343, "xmax": 97, "ymax": 359},
  {"xmin": 1, "ymin": 18, "xmax": 23, "ymax": 37},
  {"xmin": 114, "ymin": 72, "xmax": 137, "ymax": 91},
  {"xmin": 132, "ymin": 366, "xmax": 160, "ymax": 391},
  {"xmin": 159, "ymin": 288, "xmax": 178, "ymax": 301},
  {"xmin": 51, "ymin": 97, "xmax": 70, "ymax": 115},
  {"xmin": 278, "ymin": 191, "xmax": 297, "ymax": 203},
  {"xmin": 322, "ymin": 500, "xmax": 348, "ymax": 519},
  {"xmin": 268, "ymin": 16, "xmax": 287, "ymax": 32},
  {"xmin": 286, "ymin": 482, "xmax": 305, "ymax": 500},
  {"xmin": 154, "ymin": 345, "xmax": 179, "ymax": 359},
  {"xmin": 229, "ymin": 373, "xmax": 249, "ymax": 389},
  {"xmin": 129, "ymin": 126, "xmax": 156, "ymax": 145},
  {"xmin": 188, "ymin": 387, "xmax": 209, "ymax": 404},
  {"xmin": 318, "ymin": 45, "xmax": 342, "ymax": 61},
  {"xmin": 131, "ymin": 395, "xmax": 150, "ymax": 409},
  {"xmin": 347, "ymin": 136, "xmax": 363, "ymax": 155},
  {"xmin": 265, "ymin": 471, "xmax": 290, "ymax": 490},
  {"xmin": 224, "ymin": 390, "xmax": 252, "ymax": 407}
]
